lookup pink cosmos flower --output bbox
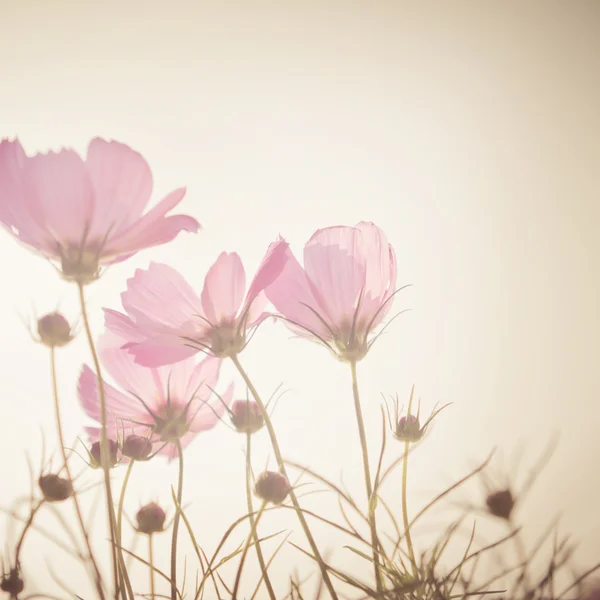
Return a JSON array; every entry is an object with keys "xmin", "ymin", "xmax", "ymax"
[
  {"xmin": 104, "ymin": 239, "xmax": 289, "ymax": 367},
  {"xmin": 265, "ymin": 222, "xmax": 399, "ymax": 361},
  {"xmin": 78, "ymin": 325, "xmax": 231, "ymax": 460},
  {"xmin": 0, "ymin": 138, "xmax": 199, "ymax": 284}
]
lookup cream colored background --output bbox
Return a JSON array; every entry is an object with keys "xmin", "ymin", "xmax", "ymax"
[{"xmin": 0, "ymin": 1, "xmax": 599, "ymax": 597}]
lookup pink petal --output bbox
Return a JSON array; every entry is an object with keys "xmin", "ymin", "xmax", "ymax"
[
  {"xmin": 181, "ymin": 355, "xmax": 223, "ymax": 404},
  {"xmin": 85, "ymin": 138, "xmax": 153, "ymax": 240},
  {"xmin": 303, "ymin": 225, "xmax": 367, "ymax": 325},
  {"xmin": 200, "ymin": 252, "xmax": 246, "ymax": 325},
  {"xmin": 188, "ymin": 382, "xmax": 232, "ymax": 433},
  {"xmin": 22, "ymin": 149, "xmax": 95, "ymax": 247},
  {"xmin": 124, "ymin": 337, "xmax": 199, "ymax": 368},
  {"xmin": 104, "ymin": 309, "xmax": 146, "ymax": 343},
  {"xmin": 265, "ymin": 245, "xmax": 333, "ymax": 339},
  {"xmin": 103, "ymin": 188, "xmax": 199, "ymax": 260},
  {"xmin": 241, "ymin": 238, "xmax": 290, "ymax": 318},
  {"xmin": 78, "ymin": 364, "xmax": 147, "ymax": 428}
]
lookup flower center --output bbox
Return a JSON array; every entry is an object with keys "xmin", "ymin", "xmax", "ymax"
[
  {"xmin": 208, "ymin": 322, "xmax": 246, "ymax": 358},
  {"xmin": 152, "ymin": 403, "xmax": 190, "ymax": 442},
  {"xmin": 59, "ymin": 246, "xmax": 100, "ymax": 284},
  {"xmin": 332, "ymin": 317, "xmax": 369, "ymax": 362}
]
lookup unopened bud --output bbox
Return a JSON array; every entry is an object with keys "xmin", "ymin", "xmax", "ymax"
[
  {"xmin": 122, "ymin": 435, "xmax": 153, "ymax": 460},
  {"xmin": 1, "ymin": 568, "xmax": 24, "ymax": 596},
  {"xmin": 39, "ymin": 473, "xmax": 73, "ymax": 502},
  {"xmin": 486, "ymin": 489, "xmax": 514, "ymax": 520},
  {"xmin": 230, "ymin": 400, "xmax": 264, "ymax": 434},
  {"xmin": 394, "ymin": 414, "xmax": 423, "ymax": 443},
  {"xmin": 90, "ymin": 439, "xmax": 119, "ymax": 468},
  {"xmin": 254, "ymin": 470, "xmax": 291, "ymax": 505},
  {"xmin": 136, "ymin": 502, "xmax": 166, "ymax": 534},
  {"xmin": 37, "ymin": 312, "xmax": 73, "ymax": 348}
]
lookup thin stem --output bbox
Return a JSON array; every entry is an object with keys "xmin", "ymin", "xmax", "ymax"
[
  {"xmin": 401, "ymin": 440, "xmax": 417, "ymax": 577},
  {"xmin": 14, "ymin": 499, "xmax": 45, "ymax": 567},
  {"xmin": 230, "ymin": 354, "xmax": 339, "ymax": 600},
  {"xmin": 232, "ymin": 500, "xmax": 268, "ymax": 600},
  {"xmin": 349, "ymin": 360, "xmax": 383, "ymax": 593},
  {"xmin": 116, "ymin": 460, "xmax": 135, "ymax": 600},
  {"xmin": 50, "ymin": 347, "xmax": 106, "ymax": 600},
  {"xmin": 245, "ymin": 433, "xmax": 277, "ymax": 600},
  {"xmin": 149, "ymin": 535, "xmax": 156, "ymax": 600},
  {"xmin": 171, "ymin": 439, "xmax": 184, "ymax": 600},
  {"xmin": 512, "ymin": 524, "xmax": 531, "ymax": 591},
  {"xmin": 77, "ymin": 282, "xmax": 121, "ymax": 599}
]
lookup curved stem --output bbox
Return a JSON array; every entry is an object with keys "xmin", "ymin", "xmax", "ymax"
[
  {"xmin": 171, "ymin": 439, "xmax": 184, "ymax": 600},
  {"xmin": 230, "ymin": 354, "xmax": 338, "ymax": 600},
  {"xmin": 77, "ymin": 282, "xmax": 121, "ymax": 599},
  {"xmin": 116, "ymin": 460, "xmax": 135, "ymax": 600},
  {"xmin": 14, "ymin": 499, "xmax": 45, "ymax": 567},
  {"xmin": 401, "ymin": 440, "xmax": 417, "ymax": 577},
  {"xmin": 50, "ymin": 347, "xmax": 107, "ymax": 600},
  {"xmin": 232, "ymin": 500, "xmax": 267, "ymax": 600},
  {"xmin": 245, "ymin": 433, "xmax": 277, "ymax": 600},
  {"xmin": 349, "ymin": 360, "xmax": 383, "ymax": 593},
  {"xmin": 149, "ymin": 534, "xmax": 156, "ymax": 600}
]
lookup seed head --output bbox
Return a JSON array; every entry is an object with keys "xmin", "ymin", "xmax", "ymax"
[
  {"xmin": 39, "ymin": 473, "xmax": 73, "ymax": 502},
  {"xmin": 254, "ymin": 470, "xmax": 291, "ymax": 505},
  {"xmin": 486, "ymin": 489, "xmax": 515, "ymax": 520},
  {"xmin": 136, "ymin": 502, "xmax": 166, "ymax": 534},
  {"xmin": 90, "ymin": 439, "xmax": 119, "ymax": 468},
  {"xmin": 122, "ymin": 435, "xmax": 153, "ymax": 460},
  {"xmin": 394, "ymin": 414, "xmax": 423, "ymax": 443},
  {"xmin": 230, "ymin": 400, "xmax": 264, "ymax": 434},
  {"xmin": 1, "ymin": 567, "xmax": 24, "ymax": 596},
  {"xmin": 37, "ymin": 312, "xmax": 73, "ymax": 348}
]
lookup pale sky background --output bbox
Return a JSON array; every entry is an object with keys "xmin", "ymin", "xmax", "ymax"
[{"xmin": 0, "ymin": 1, "xmax": 599, "ymax": 598}]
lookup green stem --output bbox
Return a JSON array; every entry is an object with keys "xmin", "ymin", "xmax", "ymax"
[
  {"xmin": 245, "ymin": 433, "xmax": 277, "ymax": 600},
  {"xmin": 232, "ymin": 500, "xmax": 267, "ymax": 599},
  {"xmin": 50, "ymin": 347, "xmax": 106, "ymax": 599},
  {"xmin": 401, "ymin": 440, "xmax": 417, "ymax": 577},
  {"xmin": 171, "ymin": 439, "xmax": 184, "ymax": 600},
  {"xmin": 230, "ymin": 354, "xmax": 338, "ymax": 600},
  {"xmin": 349, "ymin": 360, "xmax": 383, "ymax": 593},
  {"xmin": 116, "ymin": 460, "xmax": 135, "ymax": 600},
  {"xmin": 149, "ymin": 534, "xmax": 156, "ymax": 600},
  {"xmin": 77, "ymin": 283, "xmax": 122, "ymax": 599}
]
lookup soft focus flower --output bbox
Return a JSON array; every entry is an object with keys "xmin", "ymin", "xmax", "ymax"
[
  {"xmin": 103, "ymin": 240, "xmax": 289, "ymax": 366},
  {"xmin": 122, "ymin": 434, "xmax": 153, "ymax": 460},
  {"xmin": 0, "ymin": 138, "xmax": 199, "ymax": 284},
  {"xmin": 265, "ymin": 222, "xmax": 398, "ymax": 362},
  {"xmin": 485, "ymin": 489, "xmax": 515, "ymax": 521},
  {"xmin": 136, "ymin": 502, "xmax": 166, "ymax": 534},
  {"xmin": 78, "ymin": 328, "xmax": 232, "ymax": 460},
  {"xmin": 37, "ymin": 312, "xmax": 74, "ymax": 348},
  {"xmin": 89, "ymin": 439, "xmax": 120, "ymax": 468},
  {"xmin": 38, "ymin": 473, "xmax": 73, "ymax": 502},
  {"xmin": 230, "ymin": 399, "xmax": 264, "ymax": 434},
  {"xmin": 254, "ymin": 470, "xmax": 291, "ymax": 505}
]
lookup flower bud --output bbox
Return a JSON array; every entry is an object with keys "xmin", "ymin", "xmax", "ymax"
[
  {"xmin": 90, "ymin": 439, "xmax": 119, "ymax": 468},
  {"xmin": 39, "ymin": 473, "xmax": 73, "ymax": 502},
  {"xmin": 37, "ymin": 312, "xmax": 73, "ymax": 348},
  {"xmin": 254, "ymin": 470, "xmax": 291, "ymax": 505},
  {"xmin": 122, "ymin": 435, "xmax": 153, "ymax": 460},
  {"xmin": 486, "ymin": 489, "xmax": 514, "ymax": 520},
  {"xmin": 394, "ymin": 414, "xmax": 423, "ymax": 443},
  {"xmin": 1, "ymin": 568, "xmax": 24, "ymax": 596},
  {"xmin": 230, "ymin": 400, "xmax": 264, "ymax": 434},
  {"xmin": 136, "ymin": 502, "xmax": 166, "ymax": 534}
]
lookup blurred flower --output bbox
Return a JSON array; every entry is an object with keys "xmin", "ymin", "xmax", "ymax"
[
  {"xmin": 485, "ymin": 489, "xmax": 514, "ymax": 520},
  {"xmin": 78, "ymin": 327, "xmax": 232, "ymax": 460},
  {"xmin": 0, "ymin": 567, "xmax": 24, "ymax": 597},
  {"xmin": 103, "ymin": 240, "xmax": 288, "ymax": 366},
  {"xmin": 0, "ymin": 138, "xmax": 199, "ymax": 284},
  {"xmin": 122, "ymin": 434, "xmax": 153, "ymax": 460},
  {"xmin": 36, "ymin": 312, "xmax": 74, "ymax": 348},
  {"xmin": 230, "ymin": 399, "xmax": 264, "ymax": 434},
  {"xmin": 265, "ymin": 222, "xmax": 400, "ymax": 362},
  {"xmin": 135, "ymin": 502, "xmax": 166, "ymax": 534},
  {"xmin": 88, "ymin": 439, "xmax": 120, "ymax": 469},
  {"xmin": 254, "ymin": 470, "xmax": 291, "ymax": 505},
  {"xmin": 38, "ymin": 473, "xmax": 73, "ymax": 502}
]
